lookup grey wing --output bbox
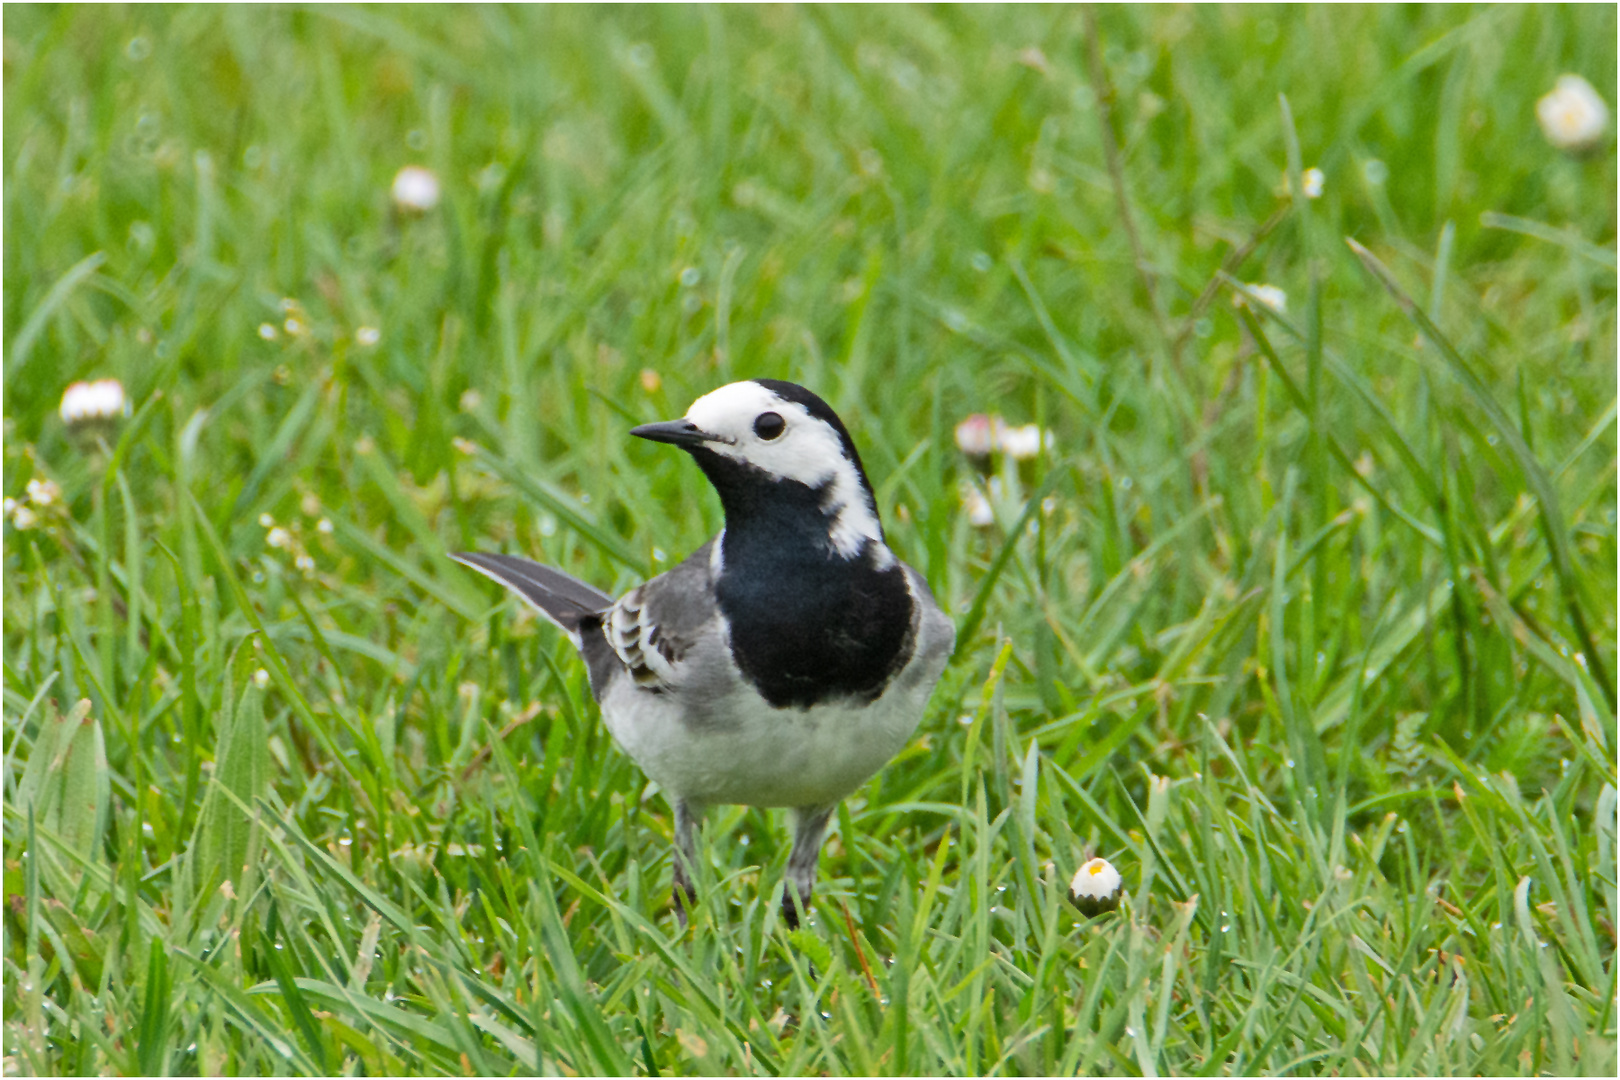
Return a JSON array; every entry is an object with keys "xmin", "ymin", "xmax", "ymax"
[
  {"xmin": 901, "ymin": 561, "xmax": 957, "ymax": 667},
  {"xmin": 602, "ymin": 538, "xmax": 720, "ymax": 692}
]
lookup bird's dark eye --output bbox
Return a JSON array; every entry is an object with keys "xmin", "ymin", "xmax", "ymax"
[{"xmin": 753, "ymin": 412, "xmax": 786, "ymax": 440}]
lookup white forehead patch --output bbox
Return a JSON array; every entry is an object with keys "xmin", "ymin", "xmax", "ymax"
[{"xmin": 685, "ymin": 381, "xmax": 889, "ymax": 562}]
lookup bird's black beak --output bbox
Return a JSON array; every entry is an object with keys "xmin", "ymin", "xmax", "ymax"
[{"xmin": 630, "ymin": 418, "xmax": 715, "ymax": 448}]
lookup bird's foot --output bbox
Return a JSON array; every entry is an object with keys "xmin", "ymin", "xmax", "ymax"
[
  {"xmin": 781, "ymin": 887, "xmax": 811, "ymax": 930},
  {"xmin": 672, "ymin": 879, "xmax": 698, "ymax": 928}
]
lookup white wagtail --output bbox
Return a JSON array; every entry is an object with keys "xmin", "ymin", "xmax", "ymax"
[{"xmin": 453, "ymin": 379, "xmax": 955, "ymax": 927}]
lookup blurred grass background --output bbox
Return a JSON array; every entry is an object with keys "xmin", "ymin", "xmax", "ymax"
[{"xmin": 3, "ymin": 4, "xmax": 1616, "ymax": 1075}]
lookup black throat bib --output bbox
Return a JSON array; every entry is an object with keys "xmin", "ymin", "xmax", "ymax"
[{"xmin": 692, "ymin": 449, "xmax": 915, "ymax": 710}]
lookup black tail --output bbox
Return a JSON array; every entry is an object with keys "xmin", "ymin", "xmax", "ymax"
[{"xmin": 451, "ymin": 552, "xmax": 613, "ymax": 633}]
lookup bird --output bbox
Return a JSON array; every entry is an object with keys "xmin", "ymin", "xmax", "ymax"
[{"xmin": 452, "ymin": 379, "xmax": 955, "ymax": 928}]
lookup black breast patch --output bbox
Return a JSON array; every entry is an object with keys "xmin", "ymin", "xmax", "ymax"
[
  {"xmin": 687, "ymin": 441, "xmax": 917, "ymax": 710},
  {"xmin": 716, "ymin": 534, "xmax": 916, "ymax": 710}
]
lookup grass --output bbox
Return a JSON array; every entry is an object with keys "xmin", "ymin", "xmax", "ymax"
[{"xmin": 3, "ymin": 4, "xmax": 1616, "ymax": 1075}]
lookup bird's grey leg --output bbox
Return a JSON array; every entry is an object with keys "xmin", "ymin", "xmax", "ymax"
[
  {"xmin": 672, "ymin": 799, "xmax": 701, "ymax": 927},
  {"xmin": 782, "ymin": 804, "xmax": 836, "ymax": 929}
]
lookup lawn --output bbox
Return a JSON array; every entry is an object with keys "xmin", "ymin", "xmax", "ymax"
[{"xmin": 3, "ymin": 5, "xmax": 1616, "ymax": 1076}]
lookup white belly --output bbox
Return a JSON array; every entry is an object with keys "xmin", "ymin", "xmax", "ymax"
[{"xmin": 599, "ymin": 668, "xmax": 935, "ymax": 808}]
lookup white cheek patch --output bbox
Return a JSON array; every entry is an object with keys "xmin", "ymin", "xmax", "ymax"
[{"xmin": 685, "ymin": 382, "xmax": 886, "ymax": 559}]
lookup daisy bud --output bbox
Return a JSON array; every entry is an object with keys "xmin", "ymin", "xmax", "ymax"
[
  {"xmin": 1068, "ymin": 856, "xmax": 1123, "ymax": 916},
  {"xmin": 954, "ymin": 413, "xmax": 998, "ymax": 458},
  {"xmin": 59, "ymin": 379, "xmax": 128, "ymax": 426},
  {"xmin": 998, "ymin": 423, "xmax": 1045, "ymax": 461},
  {"xmin": 1234, "ymin": 283, "xmax": 1287, "ymax": 315}
]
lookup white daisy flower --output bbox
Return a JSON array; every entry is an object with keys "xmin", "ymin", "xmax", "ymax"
[
  {"xmin": 253, "ymin": 668, "xmax": 271, "ymax": 690},
  {"xmin": 266, "ymin": 526, "xmax": 291, "ymax": 549},
  {"xmin": 1537, "ymin": 74, "xmax": 1609, "ymax": 152},
  {"xmin": 355, "ymin": 326, "xmax": 381, "ymax": 347},
  {"xmin": 25, "ymin": 478, "xmax": 61, "ymax": 506},
  {"xmin": 392, "ymin": 165, "xmax": 441, "ymax": 212}
]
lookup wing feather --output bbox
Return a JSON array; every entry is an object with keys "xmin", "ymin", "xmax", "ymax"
[{"xmin": 603, "ymin": 539, "xmax": 719, "ymax": 692}]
